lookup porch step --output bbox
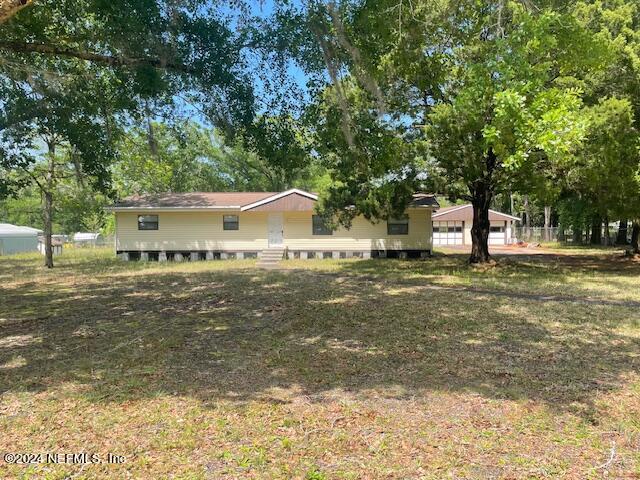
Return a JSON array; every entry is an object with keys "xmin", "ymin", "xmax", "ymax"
[{"xmin": 257, "ymin": 248, "xmax": 285, "ymax": 269}]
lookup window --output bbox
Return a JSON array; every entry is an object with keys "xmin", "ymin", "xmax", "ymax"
[
  {"xmin": 433, "ymin": 226, "xmax": 440, "ymax": 233},
  {"xmin": 312, "ymin": 215, "xmax": 333, "ymax": 235},
  {"xmin": 387, "ymin": 217, "xmax": 409, "ymax": 235},
  {"xmin": 223, "ymin": 215, "xmax": 239, "ymax": 230},
  {"xmin": 138, "ymin": 215, "xmax": 158, "ymax": 230},
  {"xmin": 490, "ymin": 226, "xmax": 505, "ymax": 233}
]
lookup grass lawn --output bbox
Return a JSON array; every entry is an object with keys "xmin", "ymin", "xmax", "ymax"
[{"xmin": 1, "ymin": 247, "xmax": 639, "ymax": 479}]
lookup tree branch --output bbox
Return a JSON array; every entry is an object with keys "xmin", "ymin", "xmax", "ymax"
[
  {"xmin": 0, "ymin": 41, "xmax": 197, "ymax": 74},
  {"xmin": 0, "ymin": 0, "xmax": 33, "ymax": 24}
]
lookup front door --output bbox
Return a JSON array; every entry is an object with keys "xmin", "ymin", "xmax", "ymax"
[{"xmin": 268, "ymin": 213, "xmax": 284, "ymax": 247}]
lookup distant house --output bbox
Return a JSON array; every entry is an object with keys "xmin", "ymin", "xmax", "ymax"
[
  {"xmin": 107, "ymin": 189, "xmax": 440, "ymax": 261},
  {"xmin": 0, "ymin": 223, "xmax": 41, "ymax": 255},
  {"xmin": 432, "ymin": 204, "xmax": 520, "ymax": 246}
]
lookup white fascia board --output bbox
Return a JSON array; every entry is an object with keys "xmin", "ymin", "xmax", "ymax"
[
  {"xmin": 240, "ymin": 188, "xmax": 318, "ymax": 211},
  {"xmin": 489, "ymin": 209, "xmax": 521, "ymax": 222}
]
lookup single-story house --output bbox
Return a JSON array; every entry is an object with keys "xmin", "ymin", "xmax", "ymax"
[
  {"xmin": 107, "ymin": 189, "xmax": 440, "ymax": 261},
  {"xmin": 0, "ymin": 223, "xmax": 41, "ymax": 255},
  {"xmin": 432, "ymin": 204, "xmax": 520, "ymax": 246}
]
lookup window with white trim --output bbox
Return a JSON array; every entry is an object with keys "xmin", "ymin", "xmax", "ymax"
[
  {"xmin": 223, "ymin": 215, "xmax": 239, "ymax": 230},
  {"xmin": 138, "ymin": 215, "xmax": 158, "ymax": 230}
]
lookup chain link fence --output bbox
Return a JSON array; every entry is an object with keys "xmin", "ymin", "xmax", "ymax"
[{"xmin": 512, "ymin": 226, "xmax": 627, "ymax": 245}]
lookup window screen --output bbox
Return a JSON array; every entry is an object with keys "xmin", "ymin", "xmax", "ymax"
[
  {"xmin": 223, "ymin": 215, "xmax": 239, "ymax": 230},
  {"xmin": 138, "ymin": 215, "xmax": 158, "ymax": 230},
  {"xmin": 387, "ymin": 217, "xmax": 409, "ymax": 235},
  {"xmin": 312, "ymin": 215, "xmax": 333, "ymax": 235}
]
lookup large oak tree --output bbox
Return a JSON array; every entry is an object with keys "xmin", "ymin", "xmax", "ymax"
[
  {"xmin": 0, "ymin": 0, "xmax": 286, "ymax": 267},
  {"xmin": 301, "ymin": 1, "xmax": 602, "ymax": 263}
]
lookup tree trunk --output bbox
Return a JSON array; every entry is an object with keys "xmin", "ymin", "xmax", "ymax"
[
  {"xmin": 590, "ymin": 218, "xmax": 602, "ymax": 245},
  {"xmin": 468, "ymin": 150, "xmax": 496, "ymax": 264},
  {"xmin": 631, "ymin": 221, "xmax": 640, "ymax": 254},
  {"xmin": 616, "ymin": 219, "xmax": 629, "ymax": 245},
  {"xmin": 543, "ymin": 205, "xmax": 551, "ymax": 242},
  {"xmin": 470, "ymin": 194, "xmax": 491, "ymax": 264},
  {"xmin": 43, "ymin": 140, "xmax": 55, "ymax": 268},
  {"xmin": 523, "ymin": 195, "xmax": 531, "ymax": 241},
  {"xmin": 603, "ymin": 217, "xmax": 611, "ymax": 246},
  {"xmin": 572, "ymin": 225, "xmax": 583, "ymax": 244},
  {"xmin": 43, "ymin": 190, "xmax": 54, "ymax": 268}
]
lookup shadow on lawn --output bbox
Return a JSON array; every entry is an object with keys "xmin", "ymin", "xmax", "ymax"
[{"xmin": 1, "ymin": 256, "xmax": 639, "ymax": 419}]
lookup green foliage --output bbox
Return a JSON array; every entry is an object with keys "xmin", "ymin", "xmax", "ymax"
[
  {"xmin": 302, "ymin": 1, "xmax": 600, "ymax": 244},
  {"xmin": 562, "ymin": 97, "xmax": 640, "ymax": 220},
  {"xmin": 113, "ymin": 120, "xmax": 327, "ymax": 197},
  {"xmin": 306, "ymin": 78, "xmax": 424, "ymax": 226}
]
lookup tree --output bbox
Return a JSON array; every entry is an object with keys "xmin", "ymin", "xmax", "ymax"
[
  {"xmin": 0, "ymin": 0, "xmax": 280, "ymax": 267},
  {"xmin": 112, "ymin": 119, "xmax": 325, "ymax": 196},
  {"xmin": 572, "ymin": 1, "xmax": 640, "ymax": 253},
  {"xmin": 557, "ymin": 98, "xmax": 639, "ymax": 247},
  {"xmin": 0, "ymin": 0, "xmax": 32, "ymax": 24},
  {"xmin": 301, "ymin": 1, "xmax": 596, "ymax": 262}
]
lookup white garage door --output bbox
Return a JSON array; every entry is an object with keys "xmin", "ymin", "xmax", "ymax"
[
  {"xmin": 433, "ymin": 221, "xmax": 463, "ymax": 246},
  {"xmin": 489, "ymin": 224, "xmax": 507, "ymax": 245}
]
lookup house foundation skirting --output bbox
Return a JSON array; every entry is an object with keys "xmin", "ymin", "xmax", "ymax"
[
  {"xmin": 116, "ymin": 250, "xmax": 259, "ymax": 262},
  {"xmin": 116, "ymin": 249, "xmax": 432, "ymax": 262},
  {"xmin": 286, "ymin": 249, "xmax": 432, "ymax": 260}
]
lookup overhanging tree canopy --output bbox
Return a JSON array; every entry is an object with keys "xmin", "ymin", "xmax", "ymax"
[
  {"xmin": 0, "ymin": 0, "xmax": 292, "ymax": 267},
  {"xmin": 300, "ymin": 0, "xmax": 604, "ymax": 262}
]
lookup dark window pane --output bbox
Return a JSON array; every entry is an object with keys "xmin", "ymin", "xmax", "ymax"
[
  {"xmin": 387, "ymin": 217, "xmax": 409, "ymax": 235},
  {"xmin": 223, "ymin": 215, "xmax": 239, "ymax": 230},
  {"xmin": 312, "ymin": 215, "xmax": 333, "ymax": 235},
  {"xmin": 490, "ymin": 226, "xmax": 504, "ymax": 232},
  {"xmin": 138, "ymin": 215, "xmax": 158, "ymax": 230}
]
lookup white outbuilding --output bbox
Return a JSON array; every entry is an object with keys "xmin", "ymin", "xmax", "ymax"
[
  {"xmin": 73, "ymin": 232, "xmax": 102, "ymax": 246},
  {"xmin": 0, "ymin": 223, "xmax": 41, "ymax": 255},
  {"xmin": 432, "ymin": 204, "xmax": 521, "ymax": 246}
]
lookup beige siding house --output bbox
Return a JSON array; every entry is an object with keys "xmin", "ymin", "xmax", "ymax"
[{"xmin": 108, "ymin": 189, "xmax": 439, "ymax": 261}]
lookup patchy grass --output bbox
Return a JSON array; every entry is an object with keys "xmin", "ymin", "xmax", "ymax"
[{"xmin": 1, "ymin": 248, "xmax": 639, "ymax": 479}]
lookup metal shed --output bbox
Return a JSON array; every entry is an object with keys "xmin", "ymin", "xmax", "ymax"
[{"xmin": 0, "ymin": 223, "xmax": 41, "ymax": 255}]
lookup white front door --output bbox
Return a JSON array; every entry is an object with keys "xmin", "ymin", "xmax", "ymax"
[{"xmin": 268, "ymin": 213, "xmax": 284, "ymax": 247}]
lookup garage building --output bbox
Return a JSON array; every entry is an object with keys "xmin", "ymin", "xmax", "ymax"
[{"xmin": 432, "ymin": 204, "xmax": 520, "ymax": 247}]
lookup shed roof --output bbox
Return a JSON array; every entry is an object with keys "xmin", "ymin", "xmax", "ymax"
[
  {"xmin": 0, "ymin": 223, "xmax": 42, "ymax": 237},
  {"xmin": 432, "ymin": 204, "xmax": 520, "ymax": 222}
]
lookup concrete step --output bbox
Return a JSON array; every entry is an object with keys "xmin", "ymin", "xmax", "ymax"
[{"xmin": 257, "ymin": 248, "xmax": 285, "ymax": 269}]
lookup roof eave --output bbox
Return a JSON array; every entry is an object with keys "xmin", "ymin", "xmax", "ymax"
[{"xmin": 105, "ymin": 206, "xmax": 242, "ymax": 212}]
